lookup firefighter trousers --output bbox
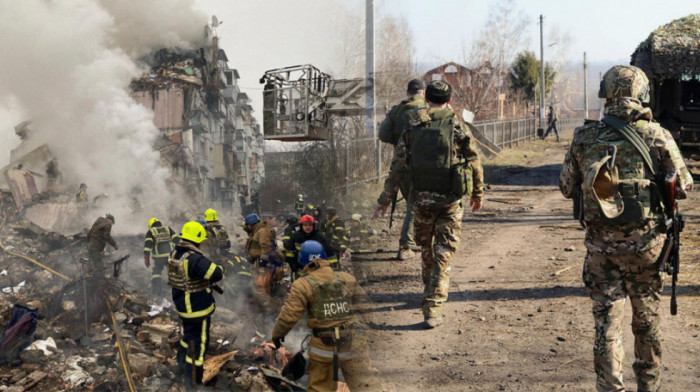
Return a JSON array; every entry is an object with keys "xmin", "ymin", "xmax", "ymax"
[{"xmin": 177, "ymin": 317, "xmax": 211, "ymax": 387}]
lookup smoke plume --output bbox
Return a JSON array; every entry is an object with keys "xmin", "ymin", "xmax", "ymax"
[{"xmin": 0, "ymin": 0, "xmax": 207, "ymax": 233}]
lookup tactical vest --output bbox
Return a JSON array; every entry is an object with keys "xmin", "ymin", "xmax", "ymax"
[
  {"xmin": 580, "ymin": 122, "xmax": 662, "ymax": 227},
  {"xmin": 304, "ymin": 273, "xmax": 353, "ymax": 323},
  {"xmin": 167, "ymin": 251, "xmax": 210, "ymax": 293},
  {"xmin": 150, "ymin": 226, "xmax": 173, "ymax": 258},
  {"xmin": 210, "ymin": 225, "xmax": 229, "ymax": 253},
  {"xmin": 407, "ymin": 109, "xmax": 470, "ymax": 196}
]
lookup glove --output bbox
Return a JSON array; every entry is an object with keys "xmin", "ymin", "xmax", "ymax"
[
  {"xmin": 144, "ymin": 255, "xmax": 150, "ymax": 268},
  {"xmin": 272, "ymin": 337, "xmax": 284, "ymax": 349}
]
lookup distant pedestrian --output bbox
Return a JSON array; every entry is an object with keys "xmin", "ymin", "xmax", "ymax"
[{"xmin": 543, "ymin": 105, "xmax": 559, "ymax": 141}]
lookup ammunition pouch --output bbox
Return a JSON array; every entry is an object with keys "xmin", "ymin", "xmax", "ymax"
[{"xmin": 450, "ymin": 162, "xmax": 473, "ymax": 198}]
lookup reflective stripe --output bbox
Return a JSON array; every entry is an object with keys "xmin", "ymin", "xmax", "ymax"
[
  {"xmin": 151, "ymin": 274, "xmax": 161, "ymax": 279},
  {"xmin": 199, "ymin": 319, "xmax": 207, "ymax": 364},
  {"xmin": 185, "ymin": 292, "xmax": 192, "ymax": 314},
  {"xmin": 285, "ymin": 252, "xmax": 294, "ymax": 257},
  {"xmin": 203, "ymin": 263, "xmax": 218, "ymax": 280},
  {"xmin": 238, "ymin": 271, "xmax": 252, "ymax": 276},
  {"xmin": 180, "ymin": 340, "xmax": 188, "ymax": 348},
  {"xmin": 282, "ymin": 236, "xmax": 291, "ymax": 240},
  {"xmin": 308, "ymin": 345, "xmax": 356, "ymax": 359},
  {"xmin": 144, "ymin": 247, "xmax": 152, "ymax": 252},
  {"xmin": 178, "ymin": 303, "xmax": 215, "ymax": 319},
  {"xmin": 185, "ymin": 356, "xmax": 204, "ymax": 366}
]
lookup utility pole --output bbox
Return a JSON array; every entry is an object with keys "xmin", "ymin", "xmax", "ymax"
[
  {"xmin": 583, "ymin": 52, "xmax": 588, "ymax": 119},
  {"xmin": 366, "ymin": 0, "xmax": 379, "ymax": 182},
  {"xmin": 539, "ymin": 14, "xmax": 545, "ymax": 130},
  {"xmin": 598, "ymin": 71, "xmax": 604, "ymax": 119}
]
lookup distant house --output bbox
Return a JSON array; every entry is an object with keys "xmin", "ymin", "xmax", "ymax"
[{"xmin": 423, "ymin": 61, "xmax": 507, "ymax": 121}]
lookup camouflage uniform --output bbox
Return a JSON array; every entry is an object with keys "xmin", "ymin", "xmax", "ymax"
[
  {"xmin": 559, "ymin": 81, "xmax": 692, "ymax": 391},
  {"xmin": 379, "ymin": 93, "xmax": 428, "ymax": 250},
  {"xmin": 378, "ymin": 105, "xmax": 484, "ymax": 320}
]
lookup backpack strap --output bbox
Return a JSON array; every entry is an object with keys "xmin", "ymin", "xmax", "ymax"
[{"xmin": 601, "ymin": 115, "xmax": 658, "ymax": 176}]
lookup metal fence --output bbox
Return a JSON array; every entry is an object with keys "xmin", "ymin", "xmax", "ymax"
[
  {"xmin": 307, "ymin": 117, "xmax": 586, "ymax": 192},
  {"xmin": 472, "ymin": 117, "xmax": 584, "ymax": 149}
]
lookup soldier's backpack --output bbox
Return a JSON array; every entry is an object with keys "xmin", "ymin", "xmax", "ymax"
[
  {"xmin": 150, "ymin": 226, "xmax": 174, "ymax": 258},
  {"xmin": 579, "ymin": 117, "xmax": 663, "ymax": 227},
  {"xmin": 406, "ymin": 108, "xmax": 472, "ymax": 197}
]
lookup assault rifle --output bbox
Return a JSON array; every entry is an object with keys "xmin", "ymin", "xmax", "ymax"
[
  {"xmin": 389, "ymin": 196, "xmax": 404, "ymax": 229},
  {"xmin": 656, "ymin": 169, "xmax": 684, "ymax": 315}
]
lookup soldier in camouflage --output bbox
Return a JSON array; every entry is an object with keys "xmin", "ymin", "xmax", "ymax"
[
  {"xmin": 374, "ymin": 80, "xmax": 484, "ymax": 328},
  {"xmin": 378, "ymin": 79, "xmax": 428, "ymax": 260},
  {"xmin": 559, "ymin": 65, "xmax": 692, "ymax": 392}
]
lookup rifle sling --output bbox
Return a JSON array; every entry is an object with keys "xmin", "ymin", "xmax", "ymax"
[{"xmin": 602, "ymin": 115, "xmax": 657, "ymax": 176}]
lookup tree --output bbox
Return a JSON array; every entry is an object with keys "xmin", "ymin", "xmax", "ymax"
[
  {"xmin": 451, "ymin": 0, "xmax": 530, "ymax": 120},
  {"xmin": 509, "ymin": 50, "xmax": 556, "ymax": 103}
]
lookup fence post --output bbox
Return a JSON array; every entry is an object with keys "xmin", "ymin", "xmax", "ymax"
[{"xmin": 345, "ymin": 142, "xmax": 350, "ymax": 194}]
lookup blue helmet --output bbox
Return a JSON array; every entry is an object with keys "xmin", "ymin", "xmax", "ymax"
[
  {"xmin": 298, "ymin": 240, "xmax": 327, "ymax": 267},
  {"xmin": 244, "ymin": 214, "xmax": 261, "ymax": 225},
  {"xmin": 196, "ymin": 219, "xmax": 208, "ymax": 228}
]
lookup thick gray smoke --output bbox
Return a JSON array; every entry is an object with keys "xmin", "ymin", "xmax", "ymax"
[{"xmin": 0, "ymin": 0, "xmax": 207, "ymax": 233}]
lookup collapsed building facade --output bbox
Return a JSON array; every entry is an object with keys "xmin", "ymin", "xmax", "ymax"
[
  {"xmin": 0, "ymin": 33, "xmax": 264, "ymax": 228},
  {"xmin": 130, "ymin": 37, "xmax": 265, "ymax": 211}
]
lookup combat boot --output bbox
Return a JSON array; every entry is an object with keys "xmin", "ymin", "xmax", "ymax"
[
  {"xmin": 397, "ymin": 247, "xmax": 415, "ymax": 261},
  {"xmin": 424, "ymin": 315, "xmax": 443, "ymax": 329}
]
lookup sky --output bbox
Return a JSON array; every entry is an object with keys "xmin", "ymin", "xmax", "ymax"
[{"xmin": 193, "ymin": 0, "xmax": 699, "ymax": 117}]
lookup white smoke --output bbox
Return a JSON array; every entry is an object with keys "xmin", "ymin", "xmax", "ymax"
[{"xmin": 0, "ymin": 0, "xmax": 207, "ymax": 233}]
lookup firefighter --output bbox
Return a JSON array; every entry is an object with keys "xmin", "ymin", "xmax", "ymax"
[
  {"xmin": 294, "ymin": 194, "xmax": 305, "ymax": 216},
  {"xmin": 283, "ymin": 215, "xmax": 334, "ymax": 280},
  {"xmin": 87, "ymin": 213, "xmax": 118, "ymax": 278},
  {"xmin": 321, "ymin": 207, "xmax": 348, "ymax": 260},
  {"xmin": 347, "ymin": 214, "xmax": 374, "ymax": 255},
  {"xmin": 282, "ymin": 213, "xmax": 299, "ymax": 274},
  {"xmin": 245, "ymin": 213, "xmax": 283, "ymax": 307},
  {"xmin": 203, "ymin": 208, "xmax": 231, "ymax": 262},
  {"xmin": 169, "ymin": 221, "xmax": 224, "ymax": 387},
  {"xmin": 271, "ymin": 241, "xmax": 382, "ymax": 392},
  {"xmin": 143, "ymin": 218, "xmax": 178, "ymax": 296}
]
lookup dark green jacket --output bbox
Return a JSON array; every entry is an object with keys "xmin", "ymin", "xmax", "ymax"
[{"xmin": 378, "ymin": 94, "xmax": 427, "ymax": 145}]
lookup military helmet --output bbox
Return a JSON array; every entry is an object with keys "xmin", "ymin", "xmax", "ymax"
[
  {"xmin": 148, "ymin": 217, "xmax": 160, "ymax": 228},
  {"xmin": 327, "ymin": 207, "xmax": 337, "ymax": 216},
  {"xmin": 79, "ymin": 183, "xmax": 87, "ymax": 189},
  {"xmin": 180, "ymin": 221, "xmax": 207, "ymax": 244},
  {"xmin": 583, "ymin": 155, "xmax": 624, "ymax": 219},
  {"xmin": 598, "ymin": 65, "xmax": 650, "ymax": 103},
  {"xmin": 298, "ymin": 240, "xmax": 327, "ymax": 266},
  {"xmin": 105, "ymin": 213, "xmax": 115, "ymax": 223},
  {"xmin": 285, "ymin": 213, "xmax": 298, "ymax": 223},
  {"xmin": 205, "ymin": 208, "xmax": 218, "ymax": 222}
]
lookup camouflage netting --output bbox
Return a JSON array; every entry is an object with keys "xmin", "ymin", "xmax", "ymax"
[{"xmin": 631, "ymin": 14, "xmax": 700, "ymax": 78}]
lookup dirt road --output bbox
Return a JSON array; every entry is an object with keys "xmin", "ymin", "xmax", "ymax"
[{"xmin": 357, "ymin": 136, "xmax": 700, "ymax": 391}]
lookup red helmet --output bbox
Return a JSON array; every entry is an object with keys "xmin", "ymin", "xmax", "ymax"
[{"xmin": 299, "ymin": 214, "xmax": 316, "ymax": 224}]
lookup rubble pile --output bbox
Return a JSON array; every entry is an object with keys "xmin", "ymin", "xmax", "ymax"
[{"xmin": 0, "ymin": 212, "xmax": 309, "ymax": 391}]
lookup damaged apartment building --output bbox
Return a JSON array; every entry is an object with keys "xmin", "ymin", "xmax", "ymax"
[{"xmin": 130, "ymin": 36, "xmax": 264, "ymax": 210}]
